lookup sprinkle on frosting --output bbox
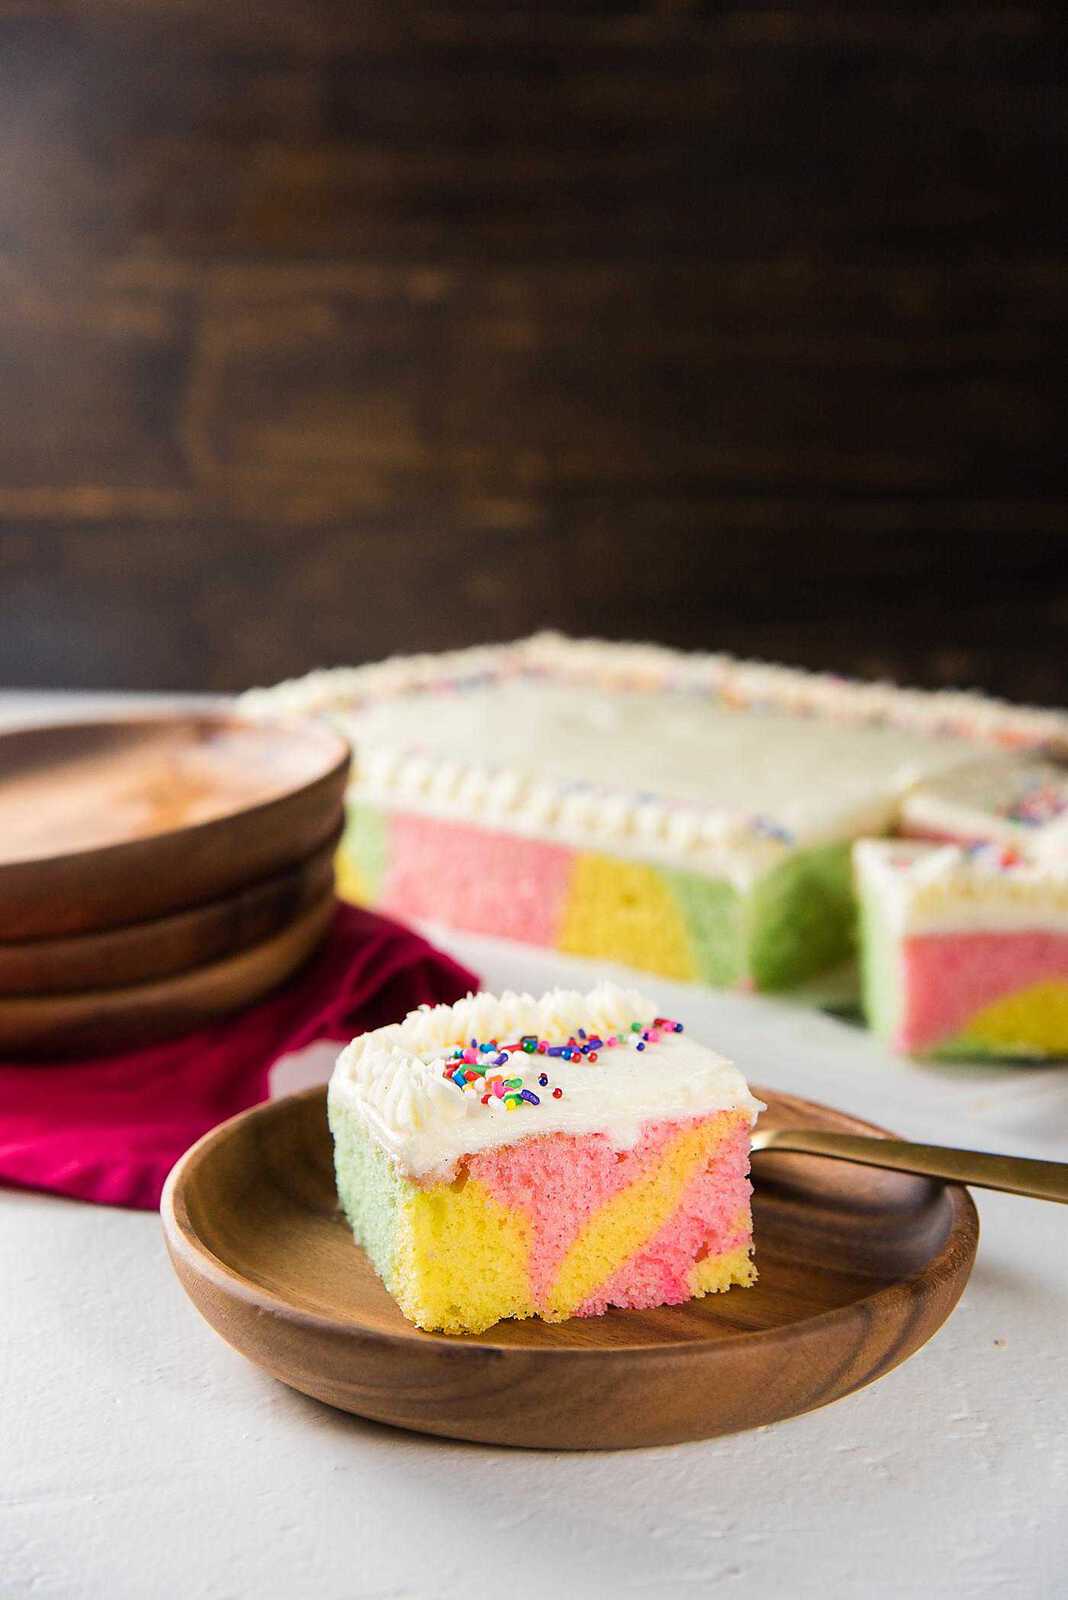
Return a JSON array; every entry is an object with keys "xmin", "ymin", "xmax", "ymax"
[
  {"xmin": 434, "ymin": 1014, "xmax": 685, "ymax": 1115},
  {"xmin": 901, "ymin": 757, "xmax": 1068, "ymax": 863},
  {"xmin": 1001, "ymin": 777, "xmax": 1068, "ymax": 828}
]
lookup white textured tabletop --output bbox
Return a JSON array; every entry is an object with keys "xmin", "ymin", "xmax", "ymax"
[{"xmin": 2, "ymin": 696, "xmax": 1067, "ymax": 1599}]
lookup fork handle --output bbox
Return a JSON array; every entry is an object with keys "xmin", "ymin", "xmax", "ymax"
[{"xmin": 753, "ymin": 1129, "xmax": 1068, "ymax": 1204}]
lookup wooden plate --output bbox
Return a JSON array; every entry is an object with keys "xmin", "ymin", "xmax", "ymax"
[
  {"xmin": 161, "ymin": 1085, "xmax": 979, "ymax": 1451},
  {"xmin": 0, "ymin": 822, "xmax": 341, "ymax": 996},
  {"xmin": 0, "ymin": 715, "xmax": 350, "ymax": 939},
  {"xmin": 0, "ymin": 894, "xmax": 335, "ymax": 1057}
]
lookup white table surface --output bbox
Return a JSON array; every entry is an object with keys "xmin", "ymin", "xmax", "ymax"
[{"xmin": 2, "ymin": 695, "xmax": 1067, "ymax": 1600}]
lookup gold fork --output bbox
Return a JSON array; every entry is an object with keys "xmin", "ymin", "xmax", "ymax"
[{"xmin": 750, "ymin": 1125, "xmax": 1068, "ymax": 1203}]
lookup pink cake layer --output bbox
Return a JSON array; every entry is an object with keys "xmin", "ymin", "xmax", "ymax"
[
  {"xmin": 577, "ymin": 1160, "xmax": 752, "ymax": 1317},
  {"xmin": 466, "ymin": 1111, "xmax": 753, "ymax": 1318},
  {"xmin": 383, "ymin": 813, "xmax": 573, "ymax": 943},
  {"xmin": 900, "ymin": 929, "xmax": 1068, "ymax": 1049}
]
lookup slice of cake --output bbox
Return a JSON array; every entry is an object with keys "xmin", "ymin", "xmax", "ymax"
[
  {"xmin": 243, "ymin": 635, "xmax": 1068, "ymax": 994},
  {"xmin": 328, "ymin": 982, "xmax": 763, "ymax": 1334},
  {"xmin": 855, "ymin": 839, "xmax": 1068, "ymax": 1058}
]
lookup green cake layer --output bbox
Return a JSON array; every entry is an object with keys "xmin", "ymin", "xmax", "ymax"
[{"xmin": 328, "ymin": 1088, "xmax": 405, "ymax": 1292}]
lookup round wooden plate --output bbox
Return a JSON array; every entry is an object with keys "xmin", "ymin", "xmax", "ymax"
[
  {"xmin": 0, "ymin": 822, "xmax": 341, "ymax": 996},
  {"xmin": 0, "ymin": 714, "xmax": 350, "ymax": 939},
  {"xmin": 162, "ymin": 1085, "xmax": 979, "ymax": 1451},
  {"xmin": 0, "ymin": 894, "xmax": 335, "ymax": 1057}
]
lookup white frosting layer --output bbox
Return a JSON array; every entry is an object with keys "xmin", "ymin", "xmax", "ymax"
[
  {"xmin": 240, "ymin": 634, "xmax": 1057, "ymax": 873},
  {"xmin": 328, "ymin": 982, "xmax": 763, "ymax": 1182},
  {"xmin": 900, "ymin": 757, "xmax": 1068, "ymax": 860},
  {"xmin": 342, "ymin": 677, "xmax": 975, "ymax": 849},
  {"xmin": 244, "ymin": 634, "xmax": 1068, "ymax": 753},
  {"xmin": 854, "ymin": 839, "xmax": 1068, "ymax": 937}
]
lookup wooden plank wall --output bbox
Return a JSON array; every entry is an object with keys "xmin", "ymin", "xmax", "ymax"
[{"xmin": 0, "ymin": 3, "xmax": 1065, "ymax": 699}]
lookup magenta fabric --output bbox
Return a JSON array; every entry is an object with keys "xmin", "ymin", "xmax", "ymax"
[{"xmin": 0, "ymin": 903, "xmax": 477, "ymax": 1210}]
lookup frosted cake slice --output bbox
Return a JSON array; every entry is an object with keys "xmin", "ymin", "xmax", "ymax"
[
  {"xmin": 244, "ymin": 635, "xmax": 1068, "ymax": 993},
  {"xmin": 328, "ymin": 983, "xmax": 763, "ymax": 1334},
  {"xmin": 855, "ymin": 840, "xmax": 1068, "ymax": 1059}
]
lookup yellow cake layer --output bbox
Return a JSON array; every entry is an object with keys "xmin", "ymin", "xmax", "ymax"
[
  {"xmin": 392, "ymin": 1175, "xmax": 533, "ymax": 1334},
  {"xmin": 958, "ymin": 978, "xmax": 1068, "ymax": 1055},
  {"xmin": 557, "ymin": 852, "xmax": 698, "ymax": 981},
  {"xmin": 688, "ymin": 1241, "xmax": 758, "ymax": 1296},
  {"xmin": 334, "ymin": 847, "xmax": 367, "ymax": 906},
  {"xmin": 388, "ymin": 1114, "xmax": 748, "ymax": 1335},
  {"xmin": 544, "ymin": 1117, "xmax": 729, "ymax": 1319}
]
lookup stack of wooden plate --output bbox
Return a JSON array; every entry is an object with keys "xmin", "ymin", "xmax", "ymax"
[{"xmin": 0, "ymin": 714, "xmax": 350, "ymax": 1056}]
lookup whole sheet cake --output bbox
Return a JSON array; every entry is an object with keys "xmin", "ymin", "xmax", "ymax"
[{"xmin": 245, "ymin": 635, "xmax": 1068, "ymax": 1004}]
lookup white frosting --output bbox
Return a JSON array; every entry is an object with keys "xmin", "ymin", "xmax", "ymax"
[
  {"xmin": 342, "ymin": 677, "xmax": 977, "ymax": 848},
  {"xmin": 328, "ymin": 982, "xmax": 763, "ymax": 1182},
  {"xmin": 854, "ymin": 839, "xmax": 1068, "ymax": 937},
  {"xmin": 243, "ymin": 632, "xmax": 1068, "ymax": 751},
  {"xmin": 239, "ymin": 634, "xmax": 1057, "ymax": 875},
  {"xmin": 900, "ymin": 756, "xmax": 1068, "ymax": 860}
]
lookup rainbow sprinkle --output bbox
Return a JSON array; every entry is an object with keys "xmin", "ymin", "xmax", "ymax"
[
  {"xmin": 438, "ymin": 1015, "xmax": 684, "ymax": 1113},
  {"xmin": 1002, "ymin": 778, "xmax": 1068, "ymax": 828}
]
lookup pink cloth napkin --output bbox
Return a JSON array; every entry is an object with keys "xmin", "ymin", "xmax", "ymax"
[{"xmin": 0, "ymin": 903, "xmax": 477, "ymax": 1210}]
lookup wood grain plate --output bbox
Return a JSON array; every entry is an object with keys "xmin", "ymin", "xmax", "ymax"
[
  {"xmin": 162, "ymin": 1085, "xmax": 979, "ymax": 1451},
  {"xmin": 0, "ymin": 715, "xmax": 350, "ymax": 939},
  {"xmin": 0, "ymin": 822, "xmax": 341, "ymax": 996},
  {"xmin": 0, "ymin": 894, "xmax": 335, "ymax": 1058}
]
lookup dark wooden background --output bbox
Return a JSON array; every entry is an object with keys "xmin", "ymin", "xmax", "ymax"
[{"xmin": 1, "ymin": 3, "xmax": 1065, "ymax": 701}]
